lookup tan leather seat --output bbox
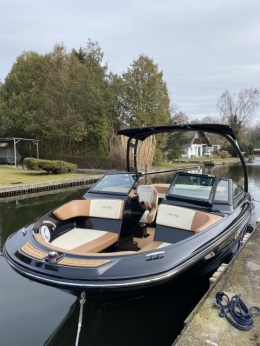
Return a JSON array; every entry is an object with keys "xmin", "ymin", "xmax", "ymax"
[
  {"xmin": 51, "ymin": 228, "xmax": 118, "ymax": 253},
  {"xmin": 137, "ymin": 185, "xmax": 159, "ymax": 224},
  {"xmin": 45, "ymin": 199, "xmax": 124, "ymax": 253},
  {"xmin": 151, "ymin": 183, "xmax": 170, "ymax": 198},
  {"xmin": 156, "ymin": 204, "xmax": 222, "ymax": 232}
]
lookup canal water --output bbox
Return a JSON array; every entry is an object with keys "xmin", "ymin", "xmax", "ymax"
[{"xmin": 1, "ymin": 159, "xmax": 260, "ymax": 346}]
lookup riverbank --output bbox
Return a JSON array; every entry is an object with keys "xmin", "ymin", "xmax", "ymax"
[
  {"xmin": 0, "ymin": 165, "xmax": 199, "ymax": 198},
  {"xmin": 0, "ymin": 159, "xmax": 241, "ymax": 198},
  {"xmin": 0, "ymin": 175, "xmax": 101, "ymax": 198}
]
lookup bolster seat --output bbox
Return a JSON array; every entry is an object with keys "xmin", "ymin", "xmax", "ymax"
[
  {"xmin": 151, "ymin": 183, "xmax": 170, "ymax": 199},
  {"xmin": 137, "ymin": 185, "xmax": 159, "ymax": 224}
]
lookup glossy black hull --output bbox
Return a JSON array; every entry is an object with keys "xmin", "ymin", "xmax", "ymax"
[
  {"xmin": 3, "ymin": 124, "xmax": 254, "ymax": 301},
  {"xmin": 2, "ymin": 245, "xmax": 242, "ymax": 301},
  {"xmin": 4, "ymin": 211, "xmax": 251, "ymax": 301}
]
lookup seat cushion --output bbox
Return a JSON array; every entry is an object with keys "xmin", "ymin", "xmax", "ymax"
[{"xmin": 51, "ymin": 228, "xmax": 118, "ymax": 253}]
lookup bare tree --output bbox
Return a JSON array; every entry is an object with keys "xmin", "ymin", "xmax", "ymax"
[
  {"xmin": 170, "ymin": 104, "xmax": 190, "ymax": 124},
  {"xmin": 217, "ymin": 87, "xmax": 259, "ymax": 139},
  {"xmin": 200, "ymin": 115, "xmax": 221, "ymax": 124}
]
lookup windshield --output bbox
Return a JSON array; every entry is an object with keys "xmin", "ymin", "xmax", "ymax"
[
  {"xmin": 87, "ymin": 173, "xmax": 138, "ymax": 195},
  {"xmin": 167, "ymin": 173, "xmax": 215, "ymax": 202}
]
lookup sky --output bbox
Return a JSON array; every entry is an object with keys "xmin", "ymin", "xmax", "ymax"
[{"xmin": 1, "ymin": 0, "xmax": 260, "ymax": 119}]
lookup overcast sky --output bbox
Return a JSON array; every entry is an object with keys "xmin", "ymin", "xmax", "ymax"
[{"xmin": 1, "ymin": 0, "xmax": 260, "ymax": 119}]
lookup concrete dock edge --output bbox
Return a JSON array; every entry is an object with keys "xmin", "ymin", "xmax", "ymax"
[
  {"xmin": 173, "ymin": 223, "xmax": 260, "ymax": 346},
  {"xmin": 0, "ymin": 175, "xmax": 101, "ymax": 199}
]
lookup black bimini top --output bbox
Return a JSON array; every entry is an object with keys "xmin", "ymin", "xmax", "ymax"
[
  {"xmin": 117, "ymin": 123, "xmax": 248, "ymax": 192},
  {"xmin": 117, "ymin": 124, "xmax": 237, "ymax": 142}
]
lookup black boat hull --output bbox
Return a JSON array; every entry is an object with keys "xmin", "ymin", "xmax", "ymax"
[{"xmin": 4, "ymin": 210, "xmax": 251, "ymax": 300}]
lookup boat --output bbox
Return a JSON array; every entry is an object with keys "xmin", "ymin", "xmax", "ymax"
[{"xmin": 4, "ymin": 124, "xmax": 254, "ymax": 300}]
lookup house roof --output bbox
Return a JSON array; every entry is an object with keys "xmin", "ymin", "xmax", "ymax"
[
  {"xmin": 167, "ymin": 131, "xmax": 212, "ymax": 152},
  {"xmin": 184, "ymin": 131, "xmax": 212, "ymax": 147}
]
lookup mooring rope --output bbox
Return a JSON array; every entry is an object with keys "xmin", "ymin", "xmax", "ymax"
[
  {"xmin": 75, "ymin": 292, "xmax": 86, "ymax": 346},
  {"xmin": 215, "ymin": 205, "xmax": 260, "ymax": 330},
  {"xmin": 215, "ymin": 292, "xmax": 260, "ymax": 331}
]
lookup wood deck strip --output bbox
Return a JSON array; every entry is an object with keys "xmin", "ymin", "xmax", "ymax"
[
  {"xmin": 58, "ymin": 258, "xmax": 111, "ymax": 267},
  {"xmin": 21, "ymin": 242, "xmax": 48, "ymax": 260}
]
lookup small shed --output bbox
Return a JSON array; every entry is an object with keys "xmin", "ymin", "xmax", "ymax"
[
  {"xmin": 0, "ymin": 137, "xmax": 40, "ymax": 167},
  {"xmin": 0, "ymin": 142, "xmax": 22, "ymax": 164}
]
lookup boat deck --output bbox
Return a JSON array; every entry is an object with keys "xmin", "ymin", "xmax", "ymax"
[{"xmin": 134, "ymin": 227, "xmax": 155, "ymax": 249}]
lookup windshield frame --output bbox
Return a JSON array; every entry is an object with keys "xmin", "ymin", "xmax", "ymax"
[
  {"xmin": 85, "ymin": 172, "xmax": 140, "ymax": 196},
  {"xmin": 166, "ymin": 172, "xmax": 217, "ymax": 207}
]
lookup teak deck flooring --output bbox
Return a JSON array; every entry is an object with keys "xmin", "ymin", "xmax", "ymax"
[{"xmin": 134, "ymin": 227, "xmax": 155, "ymax": 249}]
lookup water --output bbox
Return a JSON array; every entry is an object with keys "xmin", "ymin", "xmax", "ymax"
[{"xmin": 1, "ymin": 160, "xmax": 260, "ymax": 346}]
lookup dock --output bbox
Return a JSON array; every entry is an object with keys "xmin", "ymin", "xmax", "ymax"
[{"xmin": 173, "ymin": 222, "xmax": 260, "ymax": 346}]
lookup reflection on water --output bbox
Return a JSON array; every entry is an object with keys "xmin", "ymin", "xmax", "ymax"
[
  {"xmin": 0, "ymin": 255, "xmax": 76, "ymax": 346},
  {"xmin": 44, "ymin": 280, "xmax": 210, "ymax": 346},
  {"xmin": 1, "ymin": 160, "xmax": 260, "ymax": 345},
  {"xmin": 0, "ymin": 249, "xmax": 210, "ymax": 346}
]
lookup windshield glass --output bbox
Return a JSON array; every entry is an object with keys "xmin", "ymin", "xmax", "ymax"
[
  {"xmin": 214, "ymin": 179, "xmax": 229, "ymax": 202},
  {"xmin": 167, "ymin": 173, "xmax": 215, "ymax": 201},
  {"xmin": 88, "ymin": 173, "xmax": 138, "ymax": 195}
]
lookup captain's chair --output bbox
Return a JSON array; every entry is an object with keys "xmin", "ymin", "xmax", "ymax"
[{"xmin": 137, "ymin": 185, "xmax": 159, "ymax": 224}]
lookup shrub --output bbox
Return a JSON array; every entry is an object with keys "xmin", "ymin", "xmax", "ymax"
[
  {"xmin": 217, "ymin": 150, "xmax": 230, "ymax": 159},
  {"xmin": 23, "ymin": 158, "xmax": 77, "ymax": 174},
  {"xmin": 23, "ymin": 157, "xmax": 40, "ymax": 170}
]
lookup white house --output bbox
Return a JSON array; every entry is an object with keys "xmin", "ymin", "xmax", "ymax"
[{"xmin": 182, "ymin": 131, "xmax": 212, "ymax": 158}]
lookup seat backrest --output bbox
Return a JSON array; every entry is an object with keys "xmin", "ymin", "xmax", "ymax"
[
  {"xmin": 53, "ymin": 199, "xmax": 124, "ymax": 221},
  {"xmin": 137, "ymin": 185, "xmax": 158, "ymax": 223},
  {"xmin": 153, "ymin": 204, "xmax": 223, "ymax": 244},
  {"xmin": 156, "ymin": 204, "xmax": 222, "ymax": 232}
]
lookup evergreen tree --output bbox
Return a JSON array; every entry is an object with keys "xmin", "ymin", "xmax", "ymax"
[
  {"xmin": 72, "ymin": 40, "xmax": 112, "ymax": 157},
  {"xmin": 164, "ymin": 132, "xmax": 190, "ymax": 161},
  {"xmin": 0, "ymin": 51, "xmax": 48, "ymax": 138},
  {"xmin": 0, "ymin": 41, "xmax": 113, "ymax": 158},
  {"xmin": 120, "ymin": 55, "xmax": 171, "ymax": 164},
  {"xmin": 122, "ymin": 55, "xmax": 171, "ymax": 127}
]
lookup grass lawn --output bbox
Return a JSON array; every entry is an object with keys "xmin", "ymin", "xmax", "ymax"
[
  {"xmin": 154, "ymin": 156, "xmax": 239, "ymax": 168},
  {"xmin": 0, "ymin": 165, "xmax": 89, "ymax": 187},
  {"xmin": 0, "ymin": 156, "xmax": 239, "ymax": 187}
]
